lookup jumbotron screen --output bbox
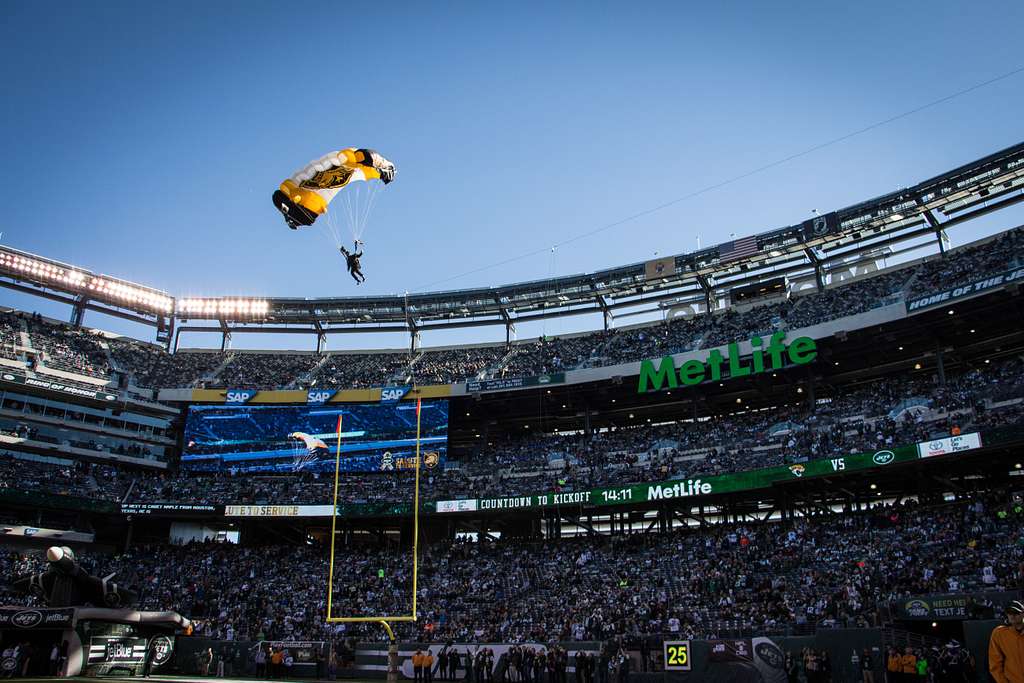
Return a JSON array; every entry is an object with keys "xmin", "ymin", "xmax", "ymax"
[{"xmin": 181, "ymin": 400, "xmax": 448, "ymax": 474}]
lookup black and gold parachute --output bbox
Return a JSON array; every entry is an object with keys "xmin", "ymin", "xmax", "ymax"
[{"xmin": 273, "ymin": 148, "xmax": 396, "ymax": 230}]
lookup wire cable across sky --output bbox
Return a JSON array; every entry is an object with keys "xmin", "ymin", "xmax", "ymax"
[{"xmin": 414, "ymin": 64, "xmax": 1024, "ymax": 292}]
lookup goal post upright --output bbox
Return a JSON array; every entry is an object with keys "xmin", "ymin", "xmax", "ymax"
[{"xmin": 325, "ymin": 398, "xmax": 422, "ymax": 633}]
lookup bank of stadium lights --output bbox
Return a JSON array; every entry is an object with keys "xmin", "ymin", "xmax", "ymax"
[
  {"xmin": 88, "ymin": 278, "xmax": 174, "ymax": 313},
  {"xmin": 0, "ymin": 252, "xmax": 86, "ymax": 287},
  {"xmin": 176, "ymin": 298, "xmax": 270, "ymax": 318}
]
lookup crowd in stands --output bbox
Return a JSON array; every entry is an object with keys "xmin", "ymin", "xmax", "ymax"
[
  {"xmin": 908, "ymin": 228, "xmax": 1024, "ymax": 298},
  {"xmin": 211, "ymin": 353, "xmax": 320, "ymax": 390},
  {"xmin": 0, "ymin": 227, "xmax": 1020, "ymax": 391},
  {"xmin": 1, "ymin": 490, "xmax": 1020, "ymax": 645},
  {"xmin": 311, "ymin": 353, "xmax": 412, "ymax": 389},
  {"xmin": 413, "ymin": 347, "xmax": 508, "ymax": 384},
  {"xmin": 0, "ymin": 453, "xmax": 130, "ymax": 502},
  {"xmin": 0, "ymin": 312, "xmax": 22, "ymax": 361},
  {"xmin": 27, "ymin": 317, "xmax": 111, "ymax": 378},
  {"xmin": 2, "ymin": 352, "xmax": 1019, "ymax": 510}
]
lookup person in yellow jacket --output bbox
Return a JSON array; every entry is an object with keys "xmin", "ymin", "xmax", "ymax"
[
  {"xmin": 990, "ymin": 600, "xmax": 1024, "ymax": 683},
  {"xmin": 900, "ymin": 647, "xmax": 917, "ymax": 677},
  {"xmin": 886, "ymin": 647, "xmax": 901, "ymax": 680},
  {"xmin": 424, "ymin": 650, "xmax": 435, "ymax": 683},
  {"xmin": 412, "ymin": 651, "xmax": 424, "ymax": 683}
]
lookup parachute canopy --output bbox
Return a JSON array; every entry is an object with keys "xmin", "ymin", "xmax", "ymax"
[
  {"xmin": 273, "ymin": 148, "xmax": 396, "ymax": 230},
  {"xmin": 287, "ymin": 432, "xmax": 329, "ymax": 452}
]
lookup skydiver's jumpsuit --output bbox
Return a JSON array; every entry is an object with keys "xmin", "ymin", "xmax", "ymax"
[{"xmin": 340, "ymin": 245, "xmax": 366, "ymax": 283}]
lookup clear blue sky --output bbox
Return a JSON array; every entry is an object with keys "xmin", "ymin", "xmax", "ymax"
[{"xmin": 2, "ymin": 1, "xmax": 1023, "ymax": 350}]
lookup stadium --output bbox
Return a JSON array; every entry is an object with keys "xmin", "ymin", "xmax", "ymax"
[{"xmin": 2, "ymin": 5, "xmax": 1024, "ymax": 683}]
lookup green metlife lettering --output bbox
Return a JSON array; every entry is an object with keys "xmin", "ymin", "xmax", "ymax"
[{"xmin": 637, "ymin": 332, "xmax": 817, "ymax": 394}]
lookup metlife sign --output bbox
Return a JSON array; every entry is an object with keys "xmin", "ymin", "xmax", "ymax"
[{"xmin": 917, "ymin": 433, "xmax": 982, "ymax": 458}]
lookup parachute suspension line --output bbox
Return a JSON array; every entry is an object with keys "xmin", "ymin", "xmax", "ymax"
[
  {"xmin": 355, "ymin": 182, "xmax": 382, "ymax": 241},
  {"xmin": 342, "ymin": 186, "xmax": 358, "ymax": 242},
  {"xmin": 320, "ymin": 210, "xmax": 343, "ymax": 250}
]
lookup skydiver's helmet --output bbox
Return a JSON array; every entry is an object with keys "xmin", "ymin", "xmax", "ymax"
[{"xmin": 47, "ymin": 546, "xmax": 77, "ymax": 572}]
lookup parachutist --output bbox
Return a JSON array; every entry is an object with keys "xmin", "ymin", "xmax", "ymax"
[
  {"xmin": 340, "ymin": 242, "xmax": 366, "ymax": 284},
  {"xmin": 274, "ymin": 148, "xmax": 395, "ymax": 230}
]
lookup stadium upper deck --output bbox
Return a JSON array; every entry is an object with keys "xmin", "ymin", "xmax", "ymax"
[{"xmin": 1, "ymin": 142, "xmax": 1022, "ymax": 353}]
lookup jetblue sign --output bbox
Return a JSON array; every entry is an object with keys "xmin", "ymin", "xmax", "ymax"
[
  {"xmin": 380, "ymin": 386, "xmax": 412, "ymax": 403},
  {"xmin": 224, "ymin": 390, "xmax": 256, "ymax": 404}
]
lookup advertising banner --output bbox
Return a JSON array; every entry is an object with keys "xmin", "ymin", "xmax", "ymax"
[
  {"xmin": 0, "ymin": 607, "xmax": 75, "ymax": 629},
  {"xmin": 896, "ymin": 591, "xmax": 1020, "ymax": 620},
  {"xmin": 224, "ymin": 505, "xmax": 335, "ymax": 517},
  {"xmin": 917, "ymin": 432, "xmax": 982, "ymax": 458},
  {"xmin": 121, "ymin": 503, "xmax": 222, "ymax": 516},
  {"xmin": 435, "ymin": 499, "xmax": 479, "ymax": 513},
  {"xmin": 905, "ymin": 266, "xmax": 1024, "ymax": 312},
  {"xmin": 466, "ymin": 373, "xmax": 565, "ymax": 393},
  {"xmin": 451, "ymin": 445, "xmax": 917, "ymax": 514},
  {"xmin": 0, "ymin": 370, "xmax": 118, "ymax": 402}
]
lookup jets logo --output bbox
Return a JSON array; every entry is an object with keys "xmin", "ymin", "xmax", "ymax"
[
  {"xmin": 872, "ymin": 450, "xmax": 895, "ymax": 465},
  {"xmin": 150, "ymin": 636, "xmax": 173, "ymax": 666}
]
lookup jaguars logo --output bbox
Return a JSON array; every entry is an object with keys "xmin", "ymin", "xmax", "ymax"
[
  {"xmin": 422, "ymin": 451, "xmax": 440, "ymax": 468},
  {"xmin": 301, "ymin": 165, "xmax": 355, "ymax": 190},
  {"xmin": 788, "ymin": 464, "xmax": 805, "ymax": 478}
]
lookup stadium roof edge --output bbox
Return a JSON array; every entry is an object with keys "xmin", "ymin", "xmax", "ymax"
[{"xmin": 1, "ymin": 141, "xmax": 1022, "ymax": 340}]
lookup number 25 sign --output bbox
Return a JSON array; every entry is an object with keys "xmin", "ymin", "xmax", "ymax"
[{"xmin": 663, "ymin": 641, "xmax": 691, "ymax": 671}]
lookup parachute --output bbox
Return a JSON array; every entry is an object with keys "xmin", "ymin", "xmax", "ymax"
[
  {"xmin": 273, "ymin": 148, "xmax": 396, "ymax": 241},
  {"xmin": 287, "ymin": 431, "xmax": 329, "ymax": 471}
]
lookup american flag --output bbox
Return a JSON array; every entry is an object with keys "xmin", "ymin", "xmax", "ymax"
[{"xmin": 719, "ymin": 235, "xmax": 760, "ymax": 262}]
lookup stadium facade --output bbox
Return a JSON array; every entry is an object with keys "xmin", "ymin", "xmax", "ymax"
[{"xmin": 1, "ymin": 143, "xmax": 1023, "ymax": 680}]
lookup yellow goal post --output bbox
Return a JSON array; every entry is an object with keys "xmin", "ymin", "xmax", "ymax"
[{"xmin": 325, "ymin": 398, "xmax": 422, "ymax": 635}]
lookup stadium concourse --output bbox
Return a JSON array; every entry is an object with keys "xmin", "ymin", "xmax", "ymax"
[{"xmin": 2, "ymin": 155, "xmax": 1024, "ymax": 679}]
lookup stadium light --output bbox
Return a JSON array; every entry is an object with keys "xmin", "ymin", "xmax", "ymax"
[
  {"xmin": 176, "ymin": 298, "xmax": 270, "ymax": 319},
  {"xmin": 0, "ymin": 252, "xmax": 88, "ymax": 288},
  {"xmin": 88, "ymin": 278, "xmax": 174, "ymax": 313}
]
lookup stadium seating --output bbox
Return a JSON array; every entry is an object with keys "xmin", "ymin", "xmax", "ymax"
[{"xmin": 1, "ymin": 490, "xmax": 1018, "ymax": 643}]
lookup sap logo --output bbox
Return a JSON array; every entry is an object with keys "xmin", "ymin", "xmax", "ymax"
[
  {"xmin": 380, "ymin": 386, "xmax": 411, "ymax": 403},
  {"xmin": 306, "ymin": 390, "xmax": 335, "ymax": 405},
  {"xmin": 22, "ymin": 527, "xmax": 39, "ymax": 537},
  {"xmin": 12, "ymin": 610, "xmax": 42, "ymax": 628},
  {"xmin": 830, "ymin": 459, "xmax": 845, "ymax": 471},
  {"xmin": 872, "ymin": 450, "xmax": 895, "ymax": 465},
  {"xmin": 225, "ymin": 390, "xmax": 256, "ymax": 404}
]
